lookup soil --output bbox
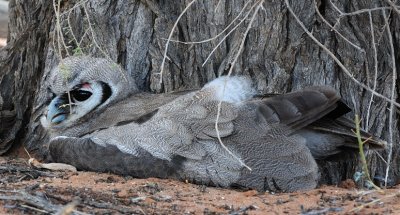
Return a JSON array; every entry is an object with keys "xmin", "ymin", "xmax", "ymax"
[{"xmin": 0, "ymin": 156, "xmax": 399, "ymax": 215}]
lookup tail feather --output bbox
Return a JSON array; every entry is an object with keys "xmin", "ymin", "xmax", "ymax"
[
  {"xmin": 256, "ymin": 86, "xmax": 341, "ymax": 130},
  {"xmin": 308, "ymin": 117, "xmax": 387, "ymax": 149},
  {"xmin": 253, "ymin": 86, "xmax": 386, "ymax": 160}
]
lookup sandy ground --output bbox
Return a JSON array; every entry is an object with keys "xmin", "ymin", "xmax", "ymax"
[{"xmin": 0, "ymin": 156, "xmax": 399, "ymax": 214}]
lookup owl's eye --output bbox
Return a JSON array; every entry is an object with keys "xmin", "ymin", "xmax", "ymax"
[{"xmin": 71, "ymin": 90, "xmax": 92, "ymax": 102}]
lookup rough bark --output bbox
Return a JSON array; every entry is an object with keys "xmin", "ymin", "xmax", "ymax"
[{"xmin": 0, "ymin": 0, "xmax": 399, "ymax": 185}]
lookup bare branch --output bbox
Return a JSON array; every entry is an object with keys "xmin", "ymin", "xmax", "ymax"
[
  {"xmin": 284, "ymin": 0, "xmax": 400, "ymax": 108},
  {"xmin": 202, "ymin": 0, "xmax": 259, "ymax": 67},
  {"xmin": 82, "ymin": 4, "xmax": 111, "ymax": 60},
  {"xmin": 214, "ymin": 0, "xmax": 264, "ymax": 171},
  {"xmin": 365, "ymin": 11, "xmax": 379, "ymax": 131},
  {"xmin": 313, "ymin": 0, "xmax": 362, "ymax": 51},
  {"xmin": 329, "ymin": 0, "xmax": 394, "ymax": 16},
  {"xmin": 381, "ymin": 8, "xmax": 397, "ymax": 188},
  {"xmin": 163, "ymin": 0, "xmax": 253, "ymax": 45},
  {"xmin": 385, "ymin": 0, "xmax": 400, "ymax": 15},
  {"xmin": 158, "ymin": 0, "xmax": 198, "ymax": 84},
  {"xmin": 53, "ymin": 0, "xmax": 70, "ymax": 57}
]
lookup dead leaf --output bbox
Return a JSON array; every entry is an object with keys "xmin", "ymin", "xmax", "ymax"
[{"xmin": 28, "ymin": 158, "xmax": 77, "ymax": 172}]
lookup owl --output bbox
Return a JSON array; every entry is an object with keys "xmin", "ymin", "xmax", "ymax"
[{"xmin": 41, "ymin": 56, "xmax": 386, "ymax": 192}]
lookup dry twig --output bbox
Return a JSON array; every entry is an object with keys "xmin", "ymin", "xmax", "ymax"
[
  {"xmin": 350, "ymin": 190, "xmax": 400, "ymax": 212},
  {"xmin": 202, "ymin": 0, "xmax": 259, "ymax": 67},
  {"xmin": 53, "ymin": 0, "xmax": 70, "ymax": 57},
  {"xmin": 284, "ymin": 0, "xmax": 400, "ymax": 108},
  {"xmin": 381, "ymin": 7, "xmax": 397, "ymax": 188},
  {"xmin": 214, "ymin": 0, "xmax": 264, "ymax": 171},
  {"xmin": 0, "ymin": 189, "xmax": 60, "ymax": 213},
  {"xmin": 313, "ymin": 0, "xmax": 362, "ymax": 51},
  {"xmin": 159, "ymin": 0, "xmax": 198, "ymax": 84},
  {"xmin": 354, "ymin": 115, "xmax": 381, "ymax": 191},
  {"xmin": 365, "ymin": 11, "xmax": 379, "ymax": 132},
  {"xmin": 165, "ymin": 0, "xmax": 253, "ymax": 45}
]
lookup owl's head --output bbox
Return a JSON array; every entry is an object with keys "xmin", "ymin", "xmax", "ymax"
[{"xmin": 41, "ymin": 56, "xmax": 137, "ymax": 129}]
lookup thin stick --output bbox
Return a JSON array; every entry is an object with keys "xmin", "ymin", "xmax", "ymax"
[
  {"xmin": 0, "ymin": 190, "xmax": 60, "ymax": 213},
  {"xmin": 60, "ymin": 0, "xmax": 89, "ymax": 17},
  {"xmin": 382, "ymin": 8, "xmax": 396, "ymax": 188},
  {"xmin": 23, "ymin": 147, "xmax": 32, "ymax": 159},
  {"xmin": 202, "ymin": 0, "xmax": 259, "ymax": 67},
  {"xmin": 20, "ymin": 204, "xmax": 49, "ymax": 214},
  {"xmin": 53, "ymin": 0, "xmax": 75, "ymax": 113},
  {"xmin": 82, "ymin": 4, "xmax": 110, "ymax": 60},
  {"xmin": 53, "ymin": 0, "xmax": 62, "ymax": 58},
  {"xmin": 67, "ymin": 5, "xmax": 82, "ymax": 53},
  {"xmin": 313, "ymin": 0, "xmax": 362, "ymax": 51},
  {"xmin": 373, "ymin": 150, "xmax": 388, "ymax": 165},
  {"xmin": 214, "ymin": 0, "xmax": 264, "ymax": 171},
  {"xmin": 365, "ymin": 11, "xmax": 379, "ymax": 131},
  {"xmin": 355, "ymin": 115, "xmax": 381, "ymax": 191},
  {"xmin": 214, "ymin": 0, "xmax": 222, "ymax": 13},
  {"xmin": 385, "ymin": 0, "xmax": 400, "ymax": 15},
  {"xmin": 350, "ymin": 190, "xmax": 400, "ymax": 212},
  {"xmin": 158, "ymin": 0, "xmax": 198, "ymax": 84},
  {"xmin": 53, "ymin": 0, "xmax": 70, "ymax": 57},
  {"xmin": 329, "ymin": 0, "xmax": 394, "ymax": 16},
  {"xmin": 164, "ymin": 0, "xmax": 253, "ymax": 45}
]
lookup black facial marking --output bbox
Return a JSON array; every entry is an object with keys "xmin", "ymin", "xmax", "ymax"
[
  {"xmin": 86, "ymin": 81, "xmax": 112, "ymax": 113},
  {"xmin": 100, "ymin": 81, "xmax": 112, "ymax": 104}
]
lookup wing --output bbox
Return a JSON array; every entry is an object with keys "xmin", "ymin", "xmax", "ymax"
[
  {"xmin": 49, "ymin": 136, "xmax": 184, "ymax": 179},
  {"xmin": 255, "ymin": 86, "xmax": 341, "ymax": 130},
  {"xmin": 53, "ymin": 92, "xmax": 185, "ymax": 137},
  {"xmin": 254, "ymin": 86, "xmax": 386, "ymax": 160},
  {"xmin": 222, "ymin": 101, "xmax": 320, "ymax": 192},
  {"xmin": 89, "ymin": 94, "xmax": 245, "ymax": 185}
]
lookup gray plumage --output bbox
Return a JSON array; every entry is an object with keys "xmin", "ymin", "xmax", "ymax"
[{"xmin": 42, "ymin": 56, "xmax": 386, "ymax": 192}]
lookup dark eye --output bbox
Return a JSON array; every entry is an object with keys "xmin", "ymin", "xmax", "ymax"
[{"xmin": 71, "ymin": 90, "xmax": 92, "ymax": 102}]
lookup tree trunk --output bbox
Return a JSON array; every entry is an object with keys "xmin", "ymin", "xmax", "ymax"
[{"xmin": 0, "ymin": 0, "xmax": 399, "ymax": 186}]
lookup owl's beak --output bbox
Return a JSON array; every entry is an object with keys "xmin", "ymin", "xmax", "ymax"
[{"xmin": 47, "ymin": 96, "xmax": 70, "ymax": 124}]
